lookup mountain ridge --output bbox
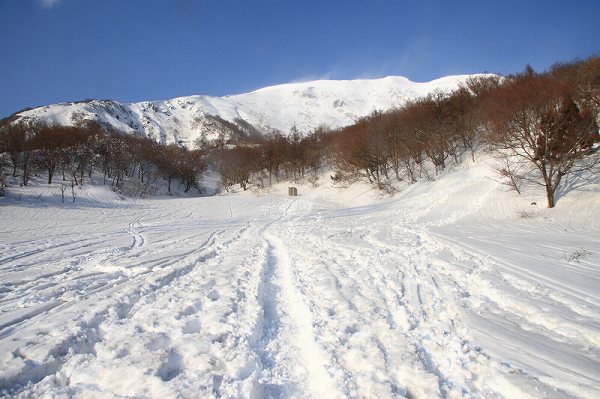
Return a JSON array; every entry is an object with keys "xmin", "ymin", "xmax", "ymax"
[{"xmin": 10, "ymin": 74, "xmax": 484, "ymax": 146}]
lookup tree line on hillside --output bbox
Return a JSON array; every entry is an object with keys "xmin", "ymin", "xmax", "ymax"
[
  {"xmin": 330, "ymin": 64, "xmax": 599, "ymax": 206},
  {"xmin": 0, "ymin": 120, "xmax": 206, "ymax": 197},
  {"xmin": 209, "ymin": 57, "xmax": 599, "ymax": 207},
  {"xmin": 1, "ymin": 57, "xmax": 599, "ymax": 207},
  {"xmin": 207, "ymin": 125, "xmax": 328, "ymax": 191}
]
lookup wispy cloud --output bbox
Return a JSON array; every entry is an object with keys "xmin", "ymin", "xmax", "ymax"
[
  {"xmin": 290, "ymin": 72, "xmax": 334, "ymax": 84},
  {"xmin": 304, "ymin": 64, "xmax": 389, "ymax": 83},
  {"xmin": 39, "ymin": 0, "xmax": 62, "ymax": 9}
]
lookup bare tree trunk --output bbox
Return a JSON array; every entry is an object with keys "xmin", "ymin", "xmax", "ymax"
[
  {"xmin": 11, "ymin": 157, "xmax": 18, "ymax": 177},
  {"xmin": 541, "ymin": 166, "xmax": 556, "ymax": 208},
  {"xmin": 60, "ymin": 184, "xmax": 67, "ymax": 204},
  {"xmin": 545, "ymin": 184, "xmax": 555, "ymax": 208},
  {"xmin": 71, "ymin": 180, "xmax": 77, "ymax": 203}
]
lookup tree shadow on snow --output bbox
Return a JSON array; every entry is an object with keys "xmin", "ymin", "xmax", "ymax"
[
  {"xmin": 0, "ymin": 190, "xmax": 142, "ymax": 210},
  {"xmin": 555, "ymin": 169, "xmax": 600, "ymax": 203}
]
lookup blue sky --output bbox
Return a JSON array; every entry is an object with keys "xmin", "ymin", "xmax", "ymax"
[{"xmin": 1, "ymin": 0, "xmax": 599, "ymax": 118}]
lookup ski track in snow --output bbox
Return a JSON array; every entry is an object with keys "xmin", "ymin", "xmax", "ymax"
[{"xmin": 1, "ymin": 166, "xmax": 599, "ymax": 398}]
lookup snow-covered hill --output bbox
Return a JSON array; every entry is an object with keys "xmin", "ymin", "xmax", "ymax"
[{"xmin": 10, "ymin": 75, "xmax": 477, "ymax": 146}]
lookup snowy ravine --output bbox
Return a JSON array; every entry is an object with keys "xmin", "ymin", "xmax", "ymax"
[{"xmin": 1, "ymin": 160, "xmax": 599, "ymax": 398}]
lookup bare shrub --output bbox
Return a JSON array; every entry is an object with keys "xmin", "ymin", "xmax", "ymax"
[
  {"xmin": 516, "ymin": 208, "xmax": 536, "ymax": 219},
  {"xmin": 565, "ymin": 248, "xmax": 592, "ymax": 263}
]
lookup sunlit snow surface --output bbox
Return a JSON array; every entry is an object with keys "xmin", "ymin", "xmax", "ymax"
[{"xmin": 1, "ymin": 159, "xmax": 599, "ymax": 398}]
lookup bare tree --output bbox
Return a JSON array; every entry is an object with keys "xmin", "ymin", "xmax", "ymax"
[
  {"xmin": 492, "ymin": 155, "xmax": 525, "ymax": 194},
  {"xmin": 408, "ymin": 92, "xmax": 455, "ymax": 173},
  {"xmin": 551, "ymin": 56, "xmax": 600, "ymax": 115},
  {"xmin": 59, "ymin": 183, "xmax": 68, "ymax": 203},
  {"xmin": 33, "ymin": 124, "xmax": 88, "ymax": 184},
  {"xmin": 488, "ymin": 72, "xmax": 599, "ymax": 207},
  {"xmin": 218, "ymin": 146, "xmax": 259, "ymax": 191},
  {"xmin": 34, "ymin": 124, "xmax": 63, "ymax": 184},
  {"xmin": 447, "ymin": 86, "xmax": 480, "ymax": 162},
  {"xmin": 260, "ymin": 133, "xmax": 287, "ymax": 185},
  {"xmin": 0, "ymin": 170, "xmax": 6, "ymax": 197},
  {"xmin": 71, "ymin": 179, "xmax": 77, "ymax": 203},
  {"xmin": 176, "ymin": 149, "xmax": 207, "ymax": 193},
  {"xmin": 0, "ymin": 122, "xmax": 32, "ymax": 182}
]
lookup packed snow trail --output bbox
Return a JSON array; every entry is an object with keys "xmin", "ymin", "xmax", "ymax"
[
  {"xmin": 252, "ymin": 232, "xmax": 339, "ymax": 399},
  {"xmin": 1, "ymin": 164, "xmax": 599, "ymax": 398},
  {"xmin": 263, "ymin": 203, "xmax": 499, "ymax": 398}
]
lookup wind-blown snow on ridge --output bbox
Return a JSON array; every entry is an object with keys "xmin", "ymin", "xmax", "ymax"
[{"xmin": 11, "ymin": 75, "xmax": 479, "ymax": 146}]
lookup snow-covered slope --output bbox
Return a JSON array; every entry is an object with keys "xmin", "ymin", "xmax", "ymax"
[
  {"xmin": 11, "ymin": 75, "xmax": 476, "ymax": 146},
  {"xmin": 1, "ymin": 157, "xmax": 599, "ymax": 398}
]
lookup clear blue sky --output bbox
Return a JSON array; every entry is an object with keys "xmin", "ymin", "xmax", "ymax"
[{"xmin": 1, "ymin": 0, "xmax": 599, "ymax": 118}]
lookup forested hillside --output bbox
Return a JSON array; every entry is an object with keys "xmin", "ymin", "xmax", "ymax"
[{"xmin": 1, "ymin": 57, "xmax": 599, "ymax": 207}]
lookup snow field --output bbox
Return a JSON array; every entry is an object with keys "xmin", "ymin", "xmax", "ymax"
[{"xmin": 0, "ymin": 157, "xmax": 599, "ymax": 398}]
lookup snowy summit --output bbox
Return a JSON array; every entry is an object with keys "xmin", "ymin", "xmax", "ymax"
[{"xmin": 11, "ymin": 75, "xmax": 477, "ymax": 146}]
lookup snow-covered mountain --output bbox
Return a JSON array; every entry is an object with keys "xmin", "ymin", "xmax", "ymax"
[{"xmin": 10, "ymin": 75, "xmax": 478, "ymax": 146}]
